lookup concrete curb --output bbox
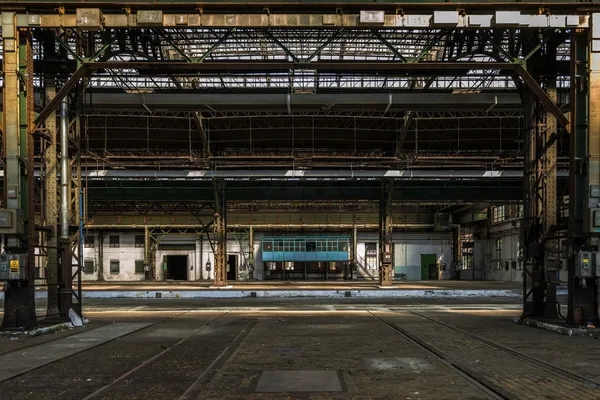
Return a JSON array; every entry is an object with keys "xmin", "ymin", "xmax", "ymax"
[
  {"xmin": 0, "ymin": 321, "xmax": 73, "ymax": 338},
  {"xmin": 517, "ymin": 317, "xmax": 600, "ymax": 337}
]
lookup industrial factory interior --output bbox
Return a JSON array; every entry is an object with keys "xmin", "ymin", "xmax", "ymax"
[{"xmin": 0, "ymin": 1, "xmax": 598, "ymax": 399}]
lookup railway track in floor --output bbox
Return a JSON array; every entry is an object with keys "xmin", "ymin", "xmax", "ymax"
[
  {"xmin": 369, "ymin": 310, "xmax": 600, "ymax": 400},
  {"xmin": 80, "ymin": 311, "xmax": 234, "ymax": 399},
  {"xmin": 0, "ymin": 310, "xmax": 194, "ymax": 383}
]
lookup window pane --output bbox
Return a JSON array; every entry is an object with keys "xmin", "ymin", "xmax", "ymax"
[
  {"xmin": 110, "ymin": 260, "xmax": 120, "ymax": 274},
  {"xmin": 317, "ymin": 240, "xmax": 325, "ymax": 251},
  {"xmin": 135, "ymin": 235, "xmax": 144, "ymax": 248},
  {"xmin": 306, "ymin": 241, "xmax": 316, "ymax": 252},
  {"xmin": 135, "ymin": 260, "xmax": 145, "ymax": 274},
  {"xmin": 263, "ymin": 241, "xmax": 273, "ymax": 252},
  {"xmin": 109, "ymin": 235, "xmax": 120, "ymax": 248}
]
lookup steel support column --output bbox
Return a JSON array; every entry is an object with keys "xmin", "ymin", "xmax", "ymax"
[
  {"xmin": 97, "ymin": 232, "xmax": 104, "ymax": 281},
  {"xmin": 453, "ymin": 226, "xmax": 461, "ymax": 279},
  {"xmin": 1, "ymin": 16, "xmax": 37, "ymax": 329},
  {"xmin": 212, "ymin": 180, "xmax": 227, "ymax": 287},
  {"xmin": 567, "ymin": 19, "xmax": 600, "ymax": 325},
  {"xmin": 379, "ymin": 180, "xmax": 393, "ymax": 286},
  {"xmin": 521, "ymin": 33, "xmax": 560, "ymax": 318},
  {"xmin": 144, "ymin": 226, "xmax": 150, "ymax": 281},
  {"xmin": 248, "ymin": 226, "xmax": 254, "ymax": 280},
  {"xmin": 352, "ymin": 224, "xmax": 358, "ymax": 281}
]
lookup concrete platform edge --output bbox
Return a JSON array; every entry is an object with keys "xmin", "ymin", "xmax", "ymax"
[
  {"xmin": 0, "ymin": 287, "xmax": 568, "ymax": 299},
  {"xmin": 0, "ymin": 288, "xmax": 527, "ymax": 299}
]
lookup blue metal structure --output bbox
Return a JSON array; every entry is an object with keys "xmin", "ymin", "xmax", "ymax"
[{"xmin": 262, "ymin": 236, "xmax": 350, "ymax": 262}]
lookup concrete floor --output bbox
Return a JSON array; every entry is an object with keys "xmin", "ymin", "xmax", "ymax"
[{"xmin": 0, "ymin": 298, "xmax": 598, "ymax": 400}]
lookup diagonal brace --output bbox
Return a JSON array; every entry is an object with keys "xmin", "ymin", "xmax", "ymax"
[
  {"xmin": 515, "ymin": 65, "xmax": 569, "ymax": 129},
  {"xmin": 33, "ymin": 65, "xmax": 91, "ymax": 130}
]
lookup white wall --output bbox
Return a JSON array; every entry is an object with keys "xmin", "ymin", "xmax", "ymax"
[
  {"xmin": 356, "ymin": 231, "xmax": 453, "ymax": 281},
  {"xmin": 472, "ymin": 221, "xmax": 523, "ymax": 282},
  {"xmin": 82, "ymin": 230, "xmax": 456, "ymax": 281},
  {"xmin": 81, "ymin": 234, "xmax": 146, "ymax": 281}
]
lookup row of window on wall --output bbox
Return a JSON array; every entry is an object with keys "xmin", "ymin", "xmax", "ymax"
[
  {"xmin": 84, "ymin": 235, "xmax": 145, "ymax": 248},
  {"xmin": 491, "ymin": 204, "xmax": 524, "ymax": 223},
  {"xmin": 83, "ymin": 259, "xmax": 145, "ymax": 275},
  {"xmin": 263, "ymin": 239, "xmax": 349, "ymax": 252}
]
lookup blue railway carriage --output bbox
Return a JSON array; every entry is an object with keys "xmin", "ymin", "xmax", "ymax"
[{"xmin": 261, "ymin": 236, "xmax": 351, "ymax": 280}]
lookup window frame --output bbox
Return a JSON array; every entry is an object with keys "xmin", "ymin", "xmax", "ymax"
[
  {"xmin": 109, "ymin": 259, "xmax": 120, "ymax": 275},
  {"xmin": 84, "ymin": 260, "xmax": 95, "ymax": 274},
  {"xmin": 134, "ymin": 235, "xmax": 144, "ymax": 248},
  {"xmin": 135, "ymin": 260, "xmax": 145, "ymax": 274},
  {"xmin": 495, "ymin": 238, "xmax": 503, "ymax": 270}
]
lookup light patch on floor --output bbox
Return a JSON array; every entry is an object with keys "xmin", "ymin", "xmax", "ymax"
[
  {"xmin": 256, "ymin": 370, "xmax": 342, "ymax": 392},
  {"xmin": 138, "ymin": 328, "xmax": 193, "ymax": 338},
  {"xmin": 366, "ymin": 357, "xmax": 433, "ymax": 373}
]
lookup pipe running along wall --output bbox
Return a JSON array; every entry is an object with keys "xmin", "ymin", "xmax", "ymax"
[{"xmin": 60, "ymin": 97, "xmax": 69, "ymax": 240}]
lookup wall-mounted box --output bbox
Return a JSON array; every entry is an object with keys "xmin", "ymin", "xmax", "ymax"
[{"xmin": 0, "ymin": 209, "xmax": 23, "ymax": 235}]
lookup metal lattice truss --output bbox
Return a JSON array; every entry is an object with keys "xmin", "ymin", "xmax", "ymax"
[
  {"xmin": 14, "ymin": 25, "xmax": 571, "ymax": 167},
  {"xmin": 42, "ymin": 27, "xmax": 573, "ymax": 91}
]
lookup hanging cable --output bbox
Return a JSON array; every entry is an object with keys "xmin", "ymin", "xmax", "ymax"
[{"xmin": 499, "ymin": 116, "xmax": 502, "ymax": 154}]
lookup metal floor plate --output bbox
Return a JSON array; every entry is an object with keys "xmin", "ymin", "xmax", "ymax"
[{"xmin": 256, "ymin": 370, "xmax": 342, "ymax": 392}]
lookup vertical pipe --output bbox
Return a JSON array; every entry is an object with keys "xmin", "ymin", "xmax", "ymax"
[
  {"xmin": 60, "ymin": 98, "xmax": 69, "ymax": 240},
  {"xmin": 78, "ymin": 190, "xmax": 84, "ymax": 309}
]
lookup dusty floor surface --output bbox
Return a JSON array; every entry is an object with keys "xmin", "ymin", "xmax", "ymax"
[{"xmin": 0, "ymin": 298, "xmax": 597, "ymax": 400}]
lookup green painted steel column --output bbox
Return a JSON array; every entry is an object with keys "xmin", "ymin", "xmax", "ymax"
[
  {"xmin": 568, "ymin": 21, "xmax": 600, "ymax": 325},
  {"xmin": 1, "ymin": 14, "xmax": 37, "ymax": 328}
]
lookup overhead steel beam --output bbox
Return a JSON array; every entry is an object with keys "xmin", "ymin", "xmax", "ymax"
[
  {"xmin": 85, "ymin": 184, "xmax": 527, "ymax": 202},
  {"xmin": 80, "ymin": 168, "xmax": 567, "ymax": 180},
  {"xmin": 9, "ymin": 10, "xmax": 592, "ymax": 28},
  {"xmin": 83, "ymin": 92, "xmax": 521, "ymax": 112},
  {"xmin": 0, "ymin": 168, "xmax": 569, "ymax": 180},
  {"xmin": 82, "ymin": 60, "xmax": 519, "ymax": 74}
]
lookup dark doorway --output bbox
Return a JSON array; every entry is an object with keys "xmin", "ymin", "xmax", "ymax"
[
  {"xmin": 227, "ymin": 254, "xmax": 238, "ymax": 281},
  {"xmin": 166, "ymin": 255, "xmax": 188, "ymax": 280}
]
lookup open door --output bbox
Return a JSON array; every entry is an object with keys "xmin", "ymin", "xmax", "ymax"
[
  {"xmin": 166, "ymin": 255, "xmax": 188, "ymax": 280},
  {"xmin": 227, "ymin": 254, "xmax": 238, "ymax": 281}
]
